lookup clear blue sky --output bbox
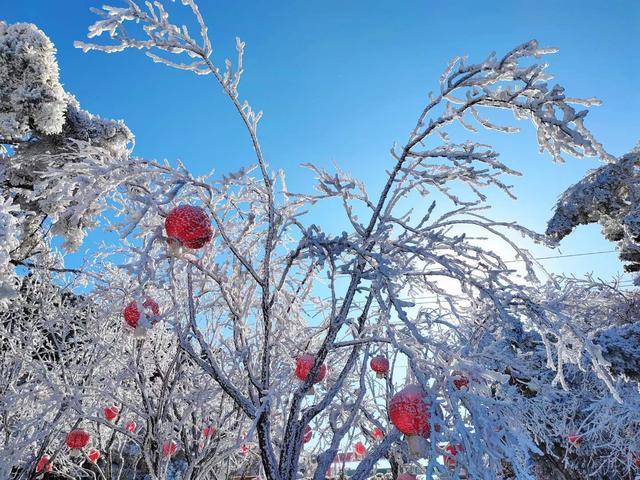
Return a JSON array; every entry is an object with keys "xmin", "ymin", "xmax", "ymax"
[{"xmin": 5, "ymin": 1, "xmax": 639, "ymax": 281}]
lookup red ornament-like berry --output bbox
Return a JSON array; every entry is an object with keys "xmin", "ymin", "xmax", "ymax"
[
  {"xmin": 124, "ymin": 420, "xmax": 136, "ymax": 433},
  {"xmin": 36, "ymin": 455, "xmax": 53, "ymax": 473},
  {"xmin": 354, "ymin": 441, "xmax": 367, "ymax": 457},
  {"xmin": 165, "ymin": 205, "xmax": 213, "ymax": 249},
  {"xmin": 66, "ymin": 429, "xmax": 90, "ymax": 450},
  {"xmin": 203, "ymin": 426, "xmax": 216, "ymax": 438},
  {"xmin": 162, "ymin": 441, "xmax": 177, "ymax": 458},
  {"xmin": 372, "ymin": 427, "xmax": 384, "ymax": 440},
  {"xmin": 452, "ymin": 371, "xmax": 469, "ymax": 390},
  {"xmin": 123, "ymin": 298, "xmax": 160, "ymax": 329},
  {"xmin": 444, "ymin": 443, "xmax": 463, "ymax": 466},
  {"xmin": 103, "ymin": 406, "xmax": 118, "ymax": 422},
  {"xmin": 87, "ymin": 448, "xmax": 101, "ymax": 463},
  {"xmin": 397, "ymin": 475, "xmax": 418, "ymax": 480},
  {"xmin": 295, "ymin": 354, "xmax": 327, "ymax": 384},
  {"xmin": 370, "ymin": 355, "xmax": 390, "ymax": 378},
  {"xmin": 389, "ymin": 384, "xmax": 431, "ymax": 437},
  {"xmin": 303, "ymin": 425, "xmax": 312, "ymax": 443},
  {"xmin": 567, "ymin": 433, "xmax": 581, "ymax": 445},
  {"xmin": 239, "ymin": 443, "xmax": 250, "ymax": 455}
]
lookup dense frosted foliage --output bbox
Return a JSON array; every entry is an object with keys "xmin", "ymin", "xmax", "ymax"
[
  {"xmin": 0, "ymin": 22, "xmax": 66, "ymax": 138},
  {"xmin": 1, "ymin": 2, "xmax": 639, "ymax": 480},
  {"xmin": 548, "ymin": 147, "xmax": 640, "ymax": 276}
]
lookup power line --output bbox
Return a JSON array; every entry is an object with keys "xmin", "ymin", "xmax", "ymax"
[{"xmin": 505, "ymin": 250, "xmax": 617, "ymax": 263}]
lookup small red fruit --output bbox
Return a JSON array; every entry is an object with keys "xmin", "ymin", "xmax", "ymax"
[
  {"xmin": 452, "ymin": 371, "xmax": 469, "ymax": 390},
  {"xmin": 123, "ymin": 298, "xmax": 160, "ymax": 329},
  {"xmin": 162, "ymin": 441, "xmax": 177, "ymax": 458},
  {"xmin": 372, "ymin": 427, "xmax": 384, "ymax": 440},
  {"xmin": 295, "ymin": 354, "xmax": 327, "ymax": 394},
  {"xmin": 203, "ymin": 425, "xmax": 216, "ymax": 438},
  {"xmin": 354, "ymin": 441, "xmax": 367, "ymax": 457},
  {"xmin": 444, "ymin": 443, "xmax": 463, "ymax": 466},
  {"xmin": 124, "ymin": 420, "xmax": 136, "ymax": 433},
  {"xmin": 303, "ymin": 425, "xmax": 312, "ymax": 443},
  {"xmin": 567, "ymin": 433, "xmax": 581, "ymax": 446},
  {"xmin": 239, "ymin": 443, "xmax": 250, "ymax": 455},
  {"xmin": 66, "ymin": 429, "xmax": 90, "ymax": 457},
  {"xmin": 87, "ymin": 448, "xmax": 100, "ymax": 463},
  {"xmin": 103, "ymin": 406, "xmax": 118, "ymax": 422},
  {"xmin": 165, "ymin": 205, "xmax": 213, "ymax": 249},
  {"xmin": 370, "ymin": 355, "xmax": 390, "ymax": 378},
  {"xmin": 389, "ymin": 385, "xmax": 431, "ymax": 457},
  {"xmin": 36, "ymin": 455, "xmax": 53, "ymax": 473}
]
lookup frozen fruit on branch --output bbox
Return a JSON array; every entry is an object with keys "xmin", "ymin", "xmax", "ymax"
[
  {"xmin": 295, "ymin": 353, "xmax": 327, "ymax": 395},
  {"xmin": 87, "ymin": 448, "xmax": 100, "ymax": 463},
  {"xmin": 162, "ymin": 440, "xmax": 177, "ymax": 458},
  {"xmin": 389, "ymin": 384, "xmax": 431, "ymax": 457},
  {"xmin": 66, "ymin": 429, "xmax": 90, "ymax": 457},
  {"xmin": 165, "ymin": 205, "xmax": 213, "ymax": 249},
  {"xmin": 370, "ymin": 355, "xmax": 390, "ymax": 378},
  {"xmin": 444, "ymin": 443, "xmax": 463, "ymax": 466},
  {"xmin": 567, "ymin": 433, "xmax": 581, "ymax": 446},
  {"xmin": 303, "ymin": 425, "xmax": 312, "ymax": 443},
  {"xmin": 354, "ymin": 441, "xmax": 367, "ymax": 457},
  {"xmin": 103, "ymin": 406, "xmax": 118, "ymax": 422},
  {"xmin": 372, "ymin": 427, "xmax": 384, "ymax": 440},
  {"xmin": 123, "ymin": 298, "xmax": 159, "ymax": 336},
  {"xmin": 452, "ymin": 371, "xmax": 469, "ymax": 390},
  {"xmin": 203, "ymin": 425, "xmax": 216, "ymax": 438},
  {"xmin": 35, "ymin": 455, "xmax": 53, "ymax": 473}
]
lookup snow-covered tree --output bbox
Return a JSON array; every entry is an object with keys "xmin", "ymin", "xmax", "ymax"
[
  {"xmin": 1, "ymin": 2, "xmax": 638, "ymax": 479},
  {"xmin": 548, "ymin": 146, "xmax": 640, "ymax": 278}
]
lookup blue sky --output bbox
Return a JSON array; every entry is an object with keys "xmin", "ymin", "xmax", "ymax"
[{"xmin": 5, "ymin": 0, "xmax": 639, "ymax": 282}]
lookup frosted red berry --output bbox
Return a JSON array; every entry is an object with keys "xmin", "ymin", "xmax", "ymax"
[
  {"xmin": 370, "ymin": 355, "xmax": 390, "ymax": 378},
  {"xmin": 295, "ymin": 354, "xmax": 327, "ymax": 384},
  {"xmin": 87, "ymin": 448, "xmax": 100, "ymax": 463},
  {"xmin": 162, "ymin": 440, "xmax": 177, "ymax": 457},
  {"xmin": 36, "ymin": 455, "xmax": 53, "ymax": 473},
  {"xmin": 303, "ymin": 425, "xmax": 312, "ymax": 443},
  {"xmin": 389, "ymin": 384, "xmax": 431, "ymax": 437},
  {"xmin": 165, "ymin": 205, "xmax": 213, "ymax": 249},
  {"xmin": 103, "ymin": 406, "xmax": 118, "ymax": 422},
  {"xmin": 123, "ymin": 298, "xmax": 160, "ymax": 329}
]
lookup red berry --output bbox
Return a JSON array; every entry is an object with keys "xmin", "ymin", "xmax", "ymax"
[
  {"xmin": 123, "ymin": 298, "xmax": 160, "ymax": 329},
  {"xmin": 567, "ymin": 433, "xmax": 581, "ymax": 445},
  {"xmin": 165, "ymin": 205, "xmax": 213, "ymax": 249},
  {"xmin": 370, "ymin": 355, "xmax": 390, "ymax": 378},
  {"xmin": 87, "ymin": 448, "xmax": 100, "ymax": 463},
  {"xmin": 372, "ymin": 427, "xmax": 384, "ymax": 439},
  {"xmin": 295, "ymin": 354, "xmax": 327, "ymax": 384},
  {"xmin": 354, "ymin": 441, "xmax": 367, "ymax": 457},
  {"xmin": 66, "ymin": 429, "xmax": 90, "ymax": 450},
  {"xmin": 36, "ymin": 455, "xmax": 53, "ymax": 473},
  {"xmin": 389, "ymin": 385, "xmax": 431, "ymax": 437},
  {"xmin": 162, "ymin": 441, "xmax": 177, "ymax": 457},
  {"xmin": 303, "ymin": 425, "xmax": 312, "ymax": 443},
  {"xmin": 103, "ymin": 406, "xmax": 118, "ymax": 422},
  {"xmin": 452, "ymin": 371, "xmax": 469, "ymax": 390},
  {"xmin": 203, "ymin": 425, "xmax": 216, "ymax": 438},
  {"xmin": 444, "ymin": 443, "xmax": 463, "ymax": 466},
  {"xmin": 124, "ymin": 420, "xmax": 136, "ymax": 433}
]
